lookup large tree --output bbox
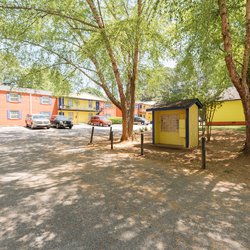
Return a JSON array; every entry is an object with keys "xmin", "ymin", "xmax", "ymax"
[
  {"xmin": 0, "ymin": 0, "xmax": 165, "ymax": 141},
  {"xmin": 218, "ymin": 0, "xmax": 250, "ymax": 154},
  {"xmin": 160, "ymin": 61, "xmax": 229, "ymax": 141},
  {"xmin": 163, "ymin": 0, "xmax": 250, "ymax": 154}
]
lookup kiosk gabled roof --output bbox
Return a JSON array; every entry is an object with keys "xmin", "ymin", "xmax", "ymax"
[{"xmin": 146, "ymin": 99, "xmax": 203, "ymax": 111}]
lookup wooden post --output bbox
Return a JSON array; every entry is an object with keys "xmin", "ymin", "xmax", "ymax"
[
  {"xmin": 201, "ymin": 136, "xmax": 206, "ymax": 169},
  {"xmin": 141, "ymin": 133, "xmax": 144, "ymax": 156},
  {"xmin": 109, "ymin": 126, "xmax": 112, "ymax": 140},
  {"xmin": 90, "ymin": 126, "xmax": 94, "ymax": 144},
  {"xmin": 110, "ymin": 131, "xmax": 114, "ymax": 150}
]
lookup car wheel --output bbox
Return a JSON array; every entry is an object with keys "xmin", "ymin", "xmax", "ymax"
[
  {"xmin": 69, "ymin": 126, "xmax": 72, "ymax": 129},
  {"xmin": 47, "ymin": 126, "xmax": 50, "ymax": 129},
  {"xmin": 56, "ymin": 124, "xmax": 60, "ymax": 129},
  {"xmin": 141, "ymin": 122, "xmax": 145, "ymax": 125}
]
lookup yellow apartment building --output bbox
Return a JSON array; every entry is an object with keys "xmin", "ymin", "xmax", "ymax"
[
  {"xmin": 58, "ymin": 93, "xmax": 106, "ymax": 124},
  {"xmin": 135, "ymin": 101, "xmax": 156, "ymax": 121},
  {"xmin": 210, "ymin": 87, "xmax": 245, "ymax": 126}
]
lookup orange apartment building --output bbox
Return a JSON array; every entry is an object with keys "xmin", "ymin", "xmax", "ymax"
[
  {"xmin": 0, "ymin": 84, "xmax": 157, "ymax": 126},
  {"xmin": 101, "ymin": 101, "xmax": 156, "ymax": 120},
  {"xmin": 99, "ymin": 101, "xmax": 119, "ymax": 118},
  {"xmin": 0, "ymin": 85, "xmax": 57, "ymax": 126}
]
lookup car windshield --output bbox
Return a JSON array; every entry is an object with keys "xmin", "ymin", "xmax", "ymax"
[
  {"xmin": 100, "ymin": 116, "xmax": 109, "ymax": 121},
  {"xmin": 56, "ymin": 115, "xmax": 68, "ymax": 121},
  {"xmin": 32, "ymin": 115, "xmax": 47, "ymax": 119}
]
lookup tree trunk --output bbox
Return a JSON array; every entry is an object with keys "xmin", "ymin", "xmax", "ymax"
[
  {"xmin": 128, "ymin": 87, "xmax": 135, "ymax": 138},
  {"xmin": 121, "ymin": 107, "xmax": 129, "ymax": 141},
  {"xmin": 218, "ymin": 0, "xmax": 250, "ymax": 155},
  {"xmin": 242, "ymin": 96, "xmax": 250, "ymax": 154}
]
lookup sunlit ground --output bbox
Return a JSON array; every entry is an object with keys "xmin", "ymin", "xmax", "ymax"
[{"xmin": 0, "ymin": 126, "xmax": 249, "ymax": 249}]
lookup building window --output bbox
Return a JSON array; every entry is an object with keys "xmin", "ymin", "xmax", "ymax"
[
  {"xmin": 7, "ymin": 110, "xmax": 21, "ymax": 119},
  {"xmin": 88, "ymin": 100, "xmax": 93, "ymax": 108},
  {"xmin": 7, "ymin": 93, "xmax": 21, "ymax": 102},
  {"xmin": 40, "ymin": 111, "xmax": 51, "ymax": 118},
  {"xmin": 161, "ymin": 114, "xmax": 179, "ymax": 132},
  {"xmin": 75, "ymin": 100, "xmax": 79, "ymax": 107},
  {"xmin": 40, "ymin": 96, "xmax": 52, "ymax": 105},
  {"xmin": 68, "ymin": 99, "xmax": 73, "ymax": 107},
  {"xmin": 105, "ymin": 102, "xmax": 112, "ymax": 108}
]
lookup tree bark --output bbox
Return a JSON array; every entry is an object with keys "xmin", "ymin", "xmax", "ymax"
[
  {"xmin": 121, "ymin": 107, "xmax": 129, "ymax": 141},
  {"xmin": 86, "ymin": 0, "xmax": 134, "ymax": 141},
  {"xmin": 218, "ymin": 0, "xmax": 250, "ymax": 155},
  {"xmin": 242, "ymin": 97, "xmax": 250, "ymax": 153},
  {"xmin": 128, "ymin": 0, "xmax": 142, "ymax": 138}
]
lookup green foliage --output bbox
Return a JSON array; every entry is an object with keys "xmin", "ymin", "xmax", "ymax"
[
  {"xmin": 0, "ymin": 0, "xmax": 169, "ymax": 103},
  {"xmin": 161, "ymin": 0, "xmax": 245, "ymax": 90},
  {"xmin": 0, "ymin": 52, "xmax": 24, "ymax": 84},
  {"xmin": 137, "ymin": 66, "xmax": 174, "ymax": 101},
  {"xmin": 109, "ymin": 117, "xmax": 122, "ymax": 124},
  {"xmin": 160, "ymin": 64, "xmax": 230, "ymax": 107}
]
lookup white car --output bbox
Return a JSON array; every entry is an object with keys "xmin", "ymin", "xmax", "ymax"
[{"xmin": 25, "ymin": 114, "xmax": 51, "ymax": 129}]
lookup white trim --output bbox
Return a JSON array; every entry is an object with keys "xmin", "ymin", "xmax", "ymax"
[{"xmin": 0, "ymin": 85, "xmax": 53, "ymax": 96}]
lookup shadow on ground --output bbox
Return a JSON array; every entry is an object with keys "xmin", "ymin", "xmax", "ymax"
[{"xmin": 0, "ymin": 129, "xmax": 249, "ymax": 249}]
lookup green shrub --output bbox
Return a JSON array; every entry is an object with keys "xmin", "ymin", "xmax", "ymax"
[{"xmin": 109, "ymin": 117, "xmax": 122, "ymax": 124}]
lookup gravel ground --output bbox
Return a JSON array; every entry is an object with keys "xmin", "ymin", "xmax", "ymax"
[{"xmin": 0, "ymin": 126, "xmax": 249, "ymax": 249}]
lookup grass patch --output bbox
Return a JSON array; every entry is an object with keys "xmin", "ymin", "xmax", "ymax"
[
  {"xmin": 109, "ymin": 117, "xmax": 122, "ymax": 124},
  {"xmin": 199, "ymin": 126, "xmax": 245, "ymax": 132},
  {"xmin": 211, "ymin": 126, "xmax": 245, "ymax": 132}
]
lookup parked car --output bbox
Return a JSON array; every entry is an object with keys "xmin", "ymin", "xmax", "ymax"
[
  {"xmin": 25, "ymin": 114, "xmax": 51, "ymax": 129},
  {"xmin": 88, "ymin": 115, "xmax": 112, "ymax": 127},
  {"xmin": 134, "ymin": 116, "xmax": 150, "ymax": 125},
  {"xmin": 50, "ymin": 115, "xmax": 73, "ymax": 129}
]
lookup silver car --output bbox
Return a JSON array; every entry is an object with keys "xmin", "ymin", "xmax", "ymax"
[{"xmin": 25, "ymin": 114, "xmax": 51, "ymax": 129}]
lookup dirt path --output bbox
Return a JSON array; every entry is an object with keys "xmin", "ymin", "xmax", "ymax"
[{"xmin": 0, "ymin": 127, "xmax": 249, "ymax": 249}]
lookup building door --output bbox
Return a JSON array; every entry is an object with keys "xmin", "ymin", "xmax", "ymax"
[{"xmin": 59, "ymin": 97, "xmax": 64, "ymax": 108}]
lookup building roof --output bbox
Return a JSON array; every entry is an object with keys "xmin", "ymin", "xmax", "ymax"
[
  {"xmin": 220, "ymin": 87, "xmax": 240, "ymax": 100},
  {"xmin": 0, "ymin": 85, "xmax": 53, "ymax": 96},
  {"xmin": 147, "ymin": 99, "xmax": 203, "ymax": 111},
  {"xmin": 0, "ymin": 84, "xmax": 107, "ymax": 101},
  {"xmin": 136, "ymin": 101, "xmax": 156, "ymax": 106},
  {"xmin": 66, "ymin": 92, "xmax": 106, "ymax": 101}
]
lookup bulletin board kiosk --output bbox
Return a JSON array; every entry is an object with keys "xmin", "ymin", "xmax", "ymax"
[{"xmin": 147, "ymin": 99, "xmax": 203, "ymax": 149}]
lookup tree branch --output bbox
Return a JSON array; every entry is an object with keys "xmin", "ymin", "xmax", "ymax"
[
  {"xmin": 218, "ymin": 0, "xmax": 241, "ymax": 87},
  {"xmin": 0, "ymin": 4, "xmax": 99, "ymax": 29},
  {"xmin": 241, "ymin": 0, "xmax": 250, "ymax": 86},
  {"xmin": 89, "ymin": 55, "xmax": 122, "ymax": 109},
  {"xmin": 2, "ymin": 37, "xmax": 104, "ymax": 87},
  {"xmin": 86, "ymin": 0, "xmax": 126, "ymax": 107}
]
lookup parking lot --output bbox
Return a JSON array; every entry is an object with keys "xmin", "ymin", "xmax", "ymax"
[{"xmin": 0, "ymin": 125, "xmax": 249, "ymax": 249}]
